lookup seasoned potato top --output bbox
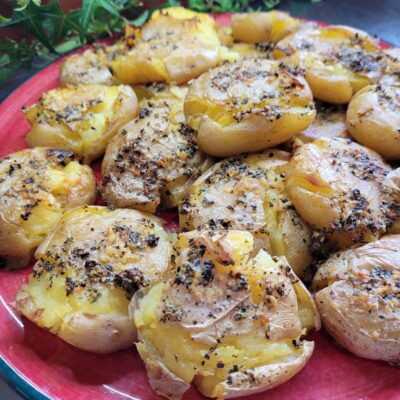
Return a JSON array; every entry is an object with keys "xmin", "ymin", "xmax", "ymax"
[
  {"xmin": 100, "ymin": 86, "xmax": 213, "ymax": 213},
  {"xmin": 31, "ymin": 206, "xmax": 171, "ymax": 302},
  {"xmin": 285, "ymin": 138, "xmax": 400, "ymax": 248},
  {"xmin": 24, "ymin": 84, "xmax": 135, "ymax": 162},
  {"xmin": 185, "ymin": 58, "xmax": 314, "ymax": 130},
  {"xmin": 274, "ymin": 26, "xmax": 385, "ymax": 101},
  {"xmin": 179, "ymin": 151, "xmax": 312, "ymax": 275},
  {"xmin": 313, "ymin": 235, "xmax": 400, "ymax": 361},
  {"xmin": 133, "ymin": 230, "xmax": 318, "ymax": 399},
  {"xmin": 381, "ymin": 47, "xmax": 400, "ymax": 84},
  {"xmin": 0, "ymin": 148, "xmax": 95, "ymax": 246}
]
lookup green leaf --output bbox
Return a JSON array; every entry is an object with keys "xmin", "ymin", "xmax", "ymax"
[
  {"xmin": 0, "ymin": 15, "xmax": 10, "ymax": 23},
  {"xmin": 80, "ymin": 0, "xmax": 120, "ymax": 31}
]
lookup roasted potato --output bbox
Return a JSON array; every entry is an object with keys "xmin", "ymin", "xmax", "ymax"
[
  {"xmin": 110, "ymin": 7, "xmax": 232, "ymax": 85},
  {"xmin": 15, "ymin": 206, "xmax": 172, "ymax": 353},
  {"xmin": 24, "ymin": 84, "xmax": 138, "ymax": 164},
  {"xmin": 132, "ymin": 230, "xmax": 320, "ymax": 399},
  {"xmin": 313, "ymin": 235, "xmax": 400, "ymax": 364},
  {"xmin": 346, "ymin": 83, "xmax": 400, "ymax": 160},
  {"xmin": 380, "ymin": 47, "xmax": 400, "ymax": 84},
  {"xmin": 179, "ymin": 150, "xmax": 313, "ymax": 276},
  {"xmin": 286, "ymin": 102, "xmax": 349, "ymax": 150},
  {"xmin": 231, "ymin": 11, "xmax": 300, "ymax": 44},
  {"xmin": 184, "ymin": 58, "xmax": 315, "ymax": 157},
  {"xmin": 59, "ymin": 44, "xmax": 123, "ymax": 86},
  {"xmin": 285, "ymin": 138, "xmax": 400, "ymax": 249},
  {"xmin": 274, "ymin": 26, "xmax": 385, "ymax": 104},
  {"xmin": 0, "ymin": 148, "xmax": 95, "ymax": 269},
  {"xmin": 100, "ymin": 85, "xmax": 213, "ymax": 213}
]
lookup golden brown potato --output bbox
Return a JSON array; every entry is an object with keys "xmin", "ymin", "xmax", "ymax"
[
  {"xmin": 24, "ymin": 84, "xmax": 138, "ymax": 164},
  {"xmin": 184, "ymin": 58, "xmax": 315, "ymax": 157},
  {"xmin": 59, "ymin": 45, "xmax": 122, "ymax": 86},
  {"xmin": 380, "ymin": 47, "xmax": 400, "ymax": 84},
  {"xmin": 285, "ymin": 138, "xmax": 400, "ymax": 249},
  {"xmin": 274, "ymin": 26, "xmax": 385, "ymax": 104},
  {"xmin": 100, "ymin": 85, "xmax": 213, "ymax": 213},
  {"xmin": 15, "ymin": 206, "xmax": 172, "ymax": 353},
  {"xmin": 231, "ymin": 11, "xmax": 300, "ymax": 44},
  {"xmin": 0, "ymin": 148, "xmax": 95, "ymax": 269},
  {"xmin": 179, "ymin": 150, "xmax": 313, "ymax": 276},
  {"xmin": 313, "ymin": 235, "xmax": 400, "ymax": 364},
  {"xmin": 286, "ymin": 102, "xmax": 349, "ymax": 150},
  {"xmin": 110, "ymin": 7, "xmax": 233, "ymax": 85},
  {"xmin": 132, "ymin": 230, "xmax": 319, "ymax": 399},
  {"xmin": 346, "ymin": 83, "xmax": 400, "ymax": 160}
]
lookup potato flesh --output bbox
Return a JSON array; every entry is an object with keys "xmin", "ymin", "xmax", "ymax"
[{"xmin": 134, "ymin": 230, "xmax": 318, "ymax": 399}]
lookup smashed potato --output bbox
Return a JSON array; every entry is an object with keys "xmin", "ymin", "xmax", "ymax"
[
  {"xmin": 313, "ymin": 235, "xmax": 400, "ymax": 364},
  {"xmin": 274, "ymin": 26, "xmax": 385, "ymax": 103},
  {"xmin": 184, "ymin": 58, "xmax": 315, "ymax": 157},
  {"xmin": 100, "ymin": 85, "xmax": 213, "ymax": 213},
  {"xmin": 285, "ymin": 138, "xmax": 400, "ymax": 249},
  {"xmin": 346, "ymin": 83, "xmax": 400, "ymax": 160},
  {"xmin": 15, "ymin": 206, "xmax": 172, "ymax": 353},
  {"xmin": 132, "ymin": 230, "xmax": 319, "ymax": 399},
  {"xmin": 110, "ymin": 7, "xmax": 232, "ymax": 85},
  {"xmin": 179, "ymin": 150, "xmax": 313, "ymax": 276},
  {"xmin": 0, "ymin": 148, "xmax": 95, "ymax": 269},
  {"xmin": 231, "ymin": 11, "xmax": 300, "ymax": 44},
  {"xmin": 24, "ymin": 84, "xmax": 138, "ymax": 164},
  {"xmin": 380, "ymin": 47, "xmax": 400, "ymax": 84},
  {"xmin": 286, "ymin": 102, "xmax": 349, "ymax": 150}
]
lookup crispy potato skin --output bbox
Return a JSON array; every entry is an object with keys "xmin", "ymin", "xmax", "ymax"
[
  {"xmin": 179, "ymin": 150, "xmax": 313, "ymax": 276},
  {"xmin": 24, "ymin": 84, "xmax": 138, "ymax": 164},
  {"xmin": 286, "ymin": 102, "xmax": 349, "ymax": 150},
  {"xmin": 313, "ymin": 235, "xmax": 400, "ymax": 363},
  {"xmin": 274, "ymin": 26, "xmax": 385, "ymax": 104},
  {"xmin": 0, "ymin": 148, "xmax": 95, "ymax": 269},
  {"xmin": 346, "ymin": 84, "xmax": 400, "ymax": 160},
  {"xmin": 231, "ymin": 11, "xmax": 299, "ymax": 44},
  {"xmin": 132, "ymin": 230, "xmax": 319, "ymax": 399},
  {"xmin": 100, "ymin": 86, "xmax": 213, "ymax": 213},
  {"xmin": 184, "ymin": 58, "xmax": 315, "ymax": 157},
  {"xmin": 285, "ymin": 138, "xmax": 399, "ymax": 249},
  {"xmin": 15, "ymin": 206, "xmax": 172, "ymax": 353}
]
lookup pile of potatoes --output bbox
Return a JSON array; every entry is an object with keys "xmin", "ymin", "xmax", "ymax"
[{"xmin": 1, "ymin": 6, "xmax": 399, "ymax": 400}]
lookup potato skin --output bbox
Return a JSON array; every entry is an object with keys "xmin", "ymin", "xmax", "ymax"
[
  {"xmin": 0, "ymin": 148, "xmax": 95, "ymax": 269},
  {"xmin": 231, "ymin": 11, "xmax": 299, "ymax": 44},
  {"xmin": 132, "ymin": 230, "xmax": 319, "ymax": 399},
  {"xmin": 24, "ymin": 84, "xmax": 138, "ymax": 164},
  {"xmin": 100, "ymin": 86, "xmax": 213, "ymax": 213},
  {"xmin": 184, "ymin": 58, "xmax": 315, "ymax": 157},
  {"xmin": 179, "ymin": 150, "xmax": 313, "ymax": 276},
  {"xmin": 15, "ymin": 206, "xmax": 172, "ymax": 353},
  {"xmin": 346, "ymin": 84, "xmax": 400, "ymax": 160},
  {"xmin": 285, "ymin": 138, "xmax": 399, "ymax": 249},
  {"xmin": 313, "ymin": 235, "xmax": 400, "ymax": 363},
  {"xmin": 274, "ymin": 26, "xmax": 385, "ymax": 104}
]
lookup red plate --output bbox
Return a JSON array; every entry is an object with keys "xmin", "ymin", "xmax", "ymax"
[{"xmin": 0, "ymin": 13, "xmax": 399, "ymax": 400}]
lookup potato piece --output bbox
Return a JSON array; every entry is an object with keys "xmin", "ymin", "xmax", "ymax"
[
  {"xmin": 0, "ymin": 148, "xmax": 95, "ymax": 269},
  {"xmin": 313, "ymin": 235, "xmax": 400, "ymax": 364},
  {"xmin": 110, "ymin": 7, "xmax": 233, "ymax": 85},
  {"xmin": 231, "ymin": 11, "xmax": 300, "ymax": 44},
  {"xmin": 346, "ymin": 83, "xmax": 400, "ymax": 160},
  {"xmin": 24, "ymin": 84, "xmax": 138, "ymax": 164},
  {"xmin": 132, "ymin": 230, "xmax": 319, "ymax": 399},
  {"xmin": 286, "ymin": 102, "xmax": 349, "ymax": 150},
  {"xmin": 184, "ymin": 59, "xmax": 315, "ymax": 157},
  {"xmin": 380, "ymin": 47, "xmax": 400, "ymax": 84},
  {"xmin": 179, "ymin": 150, "xmax": 312, "ymax": 276},
  {"xmin": 285, "ymin": 138, "xmax": 400, "ymax": 249},
  {"xmin": 15, "ymin": 206, "xmax": 172, "ymax": 353},
  {"xmin": 100, "ymin": 85, "xmax": 213, "ymax": 213},
  {"xmin": 274, "ymin": 26, "xmax": 385, "ymax": 104},
  {"xmin": 59, "ymin": 44, "xmax": 123, "ymax": 86}
]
